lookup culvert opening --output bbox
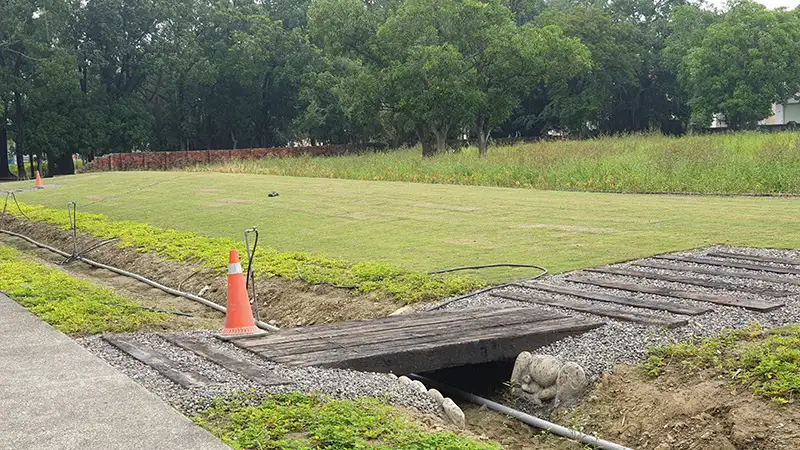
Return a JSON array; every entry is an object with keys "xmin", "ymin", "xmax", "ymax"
[{"xmin": 416, "ymin": 359, "xmax": 515, "ymax": 397}]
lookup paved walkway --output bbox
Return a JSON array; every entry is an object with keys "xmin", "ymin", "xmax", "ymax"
[{"xmin": 0, "ymin": 293, "xmax": 230, "ymax": 450}]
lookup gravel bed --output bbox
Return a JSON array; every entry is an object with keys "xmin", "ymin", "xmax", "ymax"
[
  {"xmin": 78, "ymin": 245, "xmax": 800, "ymax": 421},
  {"xmin": 439, "ymin": 245, "xmax": 800, "ymax": 377},
  {"xmin": 80, "ymin": 332, "xmax": 442, "ymax": 418},
  {"xmin": 624, "ymin": 261, "xmax": 800, "ymax": 293}
]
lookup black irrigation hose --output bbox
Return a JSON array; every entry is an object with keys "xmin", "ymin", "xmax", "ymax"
[
  {"xmin": 294, "ymin": 263, "xmax": 358, "ymax": 289},
  {"xmin": 245, "ymin": 228, "xmax": 262, "ymax": 323},
  {"xmin": 428, "ymin": 263, "xmax": 548, "ymax": 275},
  {"xmin": 294, "ymin": 263, "xmax": 549, "ymax": 295},
  {"xmin": 9, "ymin": 192, "xmax": 31, "ymax": 221},
  {"xmin": 60, "ymin": 238, "xmax": 120, "ymax": 265},
  {"xmin": 0, "ymin": 227, "xmax": 280, "ymax": 332}
]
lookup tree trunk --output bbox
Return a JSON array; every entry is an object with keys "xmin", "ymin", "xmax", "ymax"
[
  {"xmin": 29, "ymin": 149, "xmax": 35, "ymax": 178},
  {"xmin": 50, "ymin": 151, "xmax": 75, "ymax": 175},
  {"xmin": 477, "ymin": 117, "xmax": 489, "ymax": 157},
  {"xmin": 433, "ymin": 126, "xmax": 448, "ymax": 154},
  {"xmin": 13, "ymin": 91, "xmax": 26, "ymax": 179},
  {"xmin": 418, "ymin": 124, "xmax": 435, "ymax": 157},
  {"xmin": 0, "ymin": 125, "xmax": 13, "ymax": 179}
]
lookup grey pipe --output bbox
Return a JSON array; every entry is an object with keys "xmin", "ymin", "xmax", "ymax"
[
  {"xmin": 0, "ymin": 228, "xmax": 280, "ymax": 332},
  {"xmin": 409, "ymin": 374, "xmax": 632, "ymax": 450}
]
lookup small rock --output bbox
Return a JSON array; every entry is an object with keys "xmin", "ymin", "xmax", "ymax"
[
  {"xmin": 427, "ymin": 388, "xmax": 444, "ymax": 405},
  {"xmin": 389, "ymin": 305, "xmax": 415, "ymax": 316},
  {"xmin": 409, "ymin": 379, "xmax": 427, "ymax": 393},
  {"xmin": 397, "ymin": 375, "xmax": 412, "ymax": 386},
  {"xmin": 386, "ymin": 373, "xmax": 398, "ymax": 379},
  {"xmin": 441, "ymin": 398, "xmax": 465, "ymax": 429}
]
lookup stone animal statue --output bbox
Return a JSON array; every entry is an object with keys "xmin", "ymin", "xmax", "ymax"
[{"xmin": 510, "ymin": 352, "xmax": 588, "ymax": 407}]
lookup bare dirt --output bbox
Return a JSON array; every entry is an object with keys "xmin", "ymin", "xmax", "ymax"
[
  {"xmin": 0, "ymin": 217, "xmax": 399, "ymax": 328},
  {"xmin": 459, "ymin": 364, "xmax": 800, "ymax": 450},
  {"xmin": 561, "ymin": 365, "xmax": 800, "ymax": 450},
  {"xmin": 0, "ymin": 232, "xmax": 224, "ymax": 332}
]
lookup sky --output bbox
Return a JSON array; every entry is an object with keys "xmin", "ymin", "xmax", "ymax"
[{"xmin": 706, "ymin": 0, "xmax": 799, "ymax": 9}]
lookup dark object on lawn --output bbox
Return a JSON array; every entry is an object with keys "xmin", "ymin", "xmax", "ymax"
[{"xmin": 267, "ymin": 192, "xmax": 279, "ymax": 197}]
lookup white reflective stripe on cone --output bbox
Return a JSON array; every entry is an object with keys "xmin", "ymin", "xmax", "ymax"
[{"xmin": 228, "ymin": 262, "xmax": 243, "ymax": 275}]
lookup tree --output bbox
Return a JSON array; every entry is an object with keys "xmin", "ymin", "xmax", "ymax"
[
  {"xmin": 536, "ymin": 7, "xmax": 643, "ymax": 134},
  {"xmin": 389, "ymin": 44, "xmax": 481, "ymax": 155},
  {"xmin": 678, "ymin": 1, "xmax": 800, "ymax": 129},
  {"xmin": 1, "ymin": 0, "xmax": 41, "ymax": 177},
  {"xmin": 470, "ymin": 22, "xmax": 589, "ymax": 154}
]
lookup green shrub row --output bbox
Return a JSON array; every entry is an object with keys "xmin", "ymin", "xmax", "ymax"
[
  {"xmin": 11, "ymin": 202, "xmax": 484, "ymax": 303},
  {"xmin": 0, "ymin": 244, "xmax": 164, "ymax": 335},
  {"xmin": 643, "ymin": 324, "xmax": 800, "ymax": 404},
  {"xmin": 194, "ymin": 393, "xmax": 499, "ymax": 450}
]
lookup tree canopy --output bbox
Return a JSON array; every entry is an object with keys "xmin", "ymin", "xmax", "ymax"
[{"xmin": 2, "ymin": 0, "xmax": 799, "ymax": 173}]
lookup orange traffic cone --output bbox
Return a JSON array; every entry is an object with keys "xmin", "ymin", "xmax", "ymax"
[
  {"xmin": 219, "ymin": 249, "xmax": 265, "ymax": 339},
  {"xmin": 35, "ymin": 171, "xmax": 44, "ymax": 189}
]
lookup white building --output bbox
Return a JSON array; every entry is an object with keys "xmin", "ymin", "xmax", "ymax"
[
  {"xmin": 761, "ymin": 97, "xmax": 800, "ymax": 125},
  {"xmin": 710, "ymin": 96, "xmax": 800, "ymax": 128}
]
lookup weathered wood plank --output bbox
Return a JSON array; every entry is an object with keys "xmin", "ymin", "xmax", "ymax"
[
  {"xmin": 233, "ymin": 306, "xmax": 565, "ymax": 349},
  {"xmin": 585, "ymin": 266, "xmax": 792, "ymax": 297},
  {"xmin": 261, "ymin": 317, "xmax": 604, "ymax": 373},
  {"xmin": 248, "ymin": 308, "xmax": 565, "ymax": 354},
  {"xmin": 491, "ymin": 291, "xmax": 687, "ymax": 328},
  {"xmin": 247, "ymin": 307, "xmax": 566, "ymax": 354},
  {"xmin": 564, "ymin": 274, "xmax": 784, "ymax": 312},
  {"xmin": 656, "ymin": 254, "xmax": 800, "ymax": 276},
  {"xmin": 247, "ymin": 309, "xmax": 566, "ymax": 356},
  {"xmin": 634, "ymin": 260, "xmax": 800, "ymax": 287},
  {"xmin": 104, "ymin": 334, "xmax": 209, "ymax": 388},
  {"xmin": 159, "ymin": 334, "xmax": 288, "ymax": 386},
  {"xmin": 707, "ymin": 251, "xmax": 800, "ymax": 266},
  {"xmin": 516, "ymin": 281, "xmax": 711, "ymax": 315}
]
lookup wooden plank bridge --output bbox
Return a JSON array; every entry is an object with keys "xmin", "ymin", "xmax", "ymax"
[
  {"xmin": 221, "ymin": 247, "xmax": 798, "ymax": 375},
  {"xmin": 227, "ymin": 306, "xmax": 605, "ymax": 374},
  {"xmin": 103, "ymin": 247, "xmax": 800, "ymax": 381}
]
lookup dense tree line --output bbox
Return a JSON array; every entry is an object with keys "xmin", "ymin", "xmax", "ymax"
[{"xmin": 2, "ymin": 0, "xmax": 799, "ymax": 174}]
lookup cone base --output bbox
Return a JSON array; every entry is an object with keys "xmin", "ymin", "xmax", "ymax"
[{"xmin": 217, "ymin": 325, "xmax": 268, "ymax": 341}]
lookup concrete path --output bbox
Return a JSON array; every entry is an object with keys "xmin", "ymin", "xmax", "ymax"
[{"xmin": 0, "ymin": 293, "xmax": 230, "ymax": 450}]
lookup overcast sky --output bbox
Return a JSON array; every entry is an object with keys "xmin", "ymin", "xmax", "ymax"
[{"xmin": 706, "ymin": 0, "xmax": 799, "ymax": 9}]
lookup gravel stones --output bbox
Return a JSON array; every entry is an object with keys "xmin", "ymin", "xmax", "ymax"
[
  {"xmin": 439, "ymin": 245, "xmax": 800, "ymax": 378},
  {"xmin": 80, "ymin": 331, "xmax": 441, "ymax": 418}
]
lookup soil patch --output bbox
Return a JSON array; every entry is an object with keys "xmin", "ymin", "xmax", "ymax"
[
  {"xmin": 0, "ymin": 217, "xmax": 398, "ymax": 328},
  {"xmin": 552, "ymin": 365, "xmax": 800, "ymax": 450},
  {"xmin": 456, "ymin": 362, "xmax": 800, "ymax": 450},
  {"xmin": 0, "ymin": 233, "xmax": 224, "ymax": 332}
]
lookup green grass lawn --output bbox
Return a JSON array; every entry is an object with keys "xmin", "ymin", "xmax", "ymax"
[
  {"xmin": 6, "ymin": 171, "xmax": 800, "ymax": 283},
  {"xmin": 189, "ymin": 132, "xmax": 800, "ymax": 194}
]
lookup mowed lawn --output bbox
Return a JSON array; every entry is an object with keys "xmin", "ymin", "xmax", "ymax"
[{"xmin": 8, "ymin": 171, "xmax": 800, "ymax": 283}]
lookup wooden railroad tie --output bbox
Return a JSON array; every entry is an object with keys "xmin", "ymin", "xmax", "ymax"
[
  {"xmin": 103, "ymin": 334, "xmax": 209, "ymax": 388},
  {"xmin": 491, "ymin": 290, "xmax": 688, "ymax": 329},
  {"xmin": 564, "ymin": 274, "xmax": 784, "ymax": 312},
  {"xmin": 584, "ymin": 266, "xmax": 793, "ymax": 297}
]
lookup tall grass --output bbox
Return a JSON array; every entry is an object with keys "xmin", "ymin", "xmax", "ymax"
[{"xmin": 188, "ymin": 132, "xmax": 800, "ymax": 194}]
